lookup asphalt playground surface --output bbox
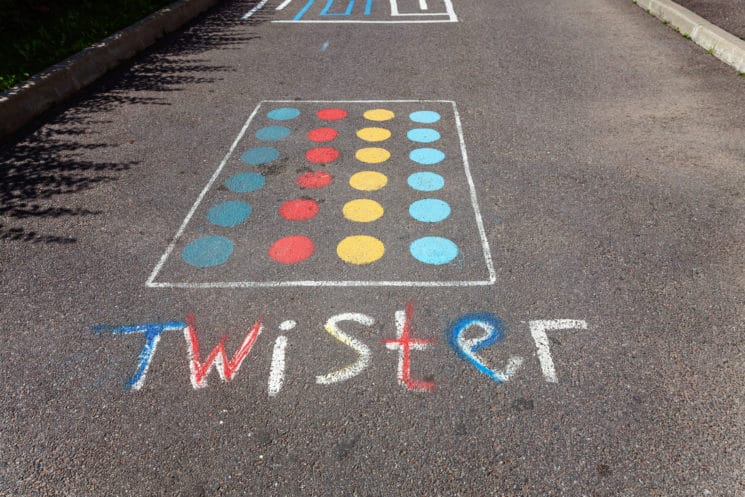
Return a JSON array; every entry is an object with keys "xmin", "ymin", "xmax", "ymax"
[{"xmin": 1, "ymin": 0, "xmax": 744, "ymax": 495}]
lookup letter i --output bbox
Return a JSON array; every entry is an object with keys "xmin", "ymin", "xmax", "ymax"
[{"xmin": 268, "ymin": 320, "xmax": 296, "ymax": 397}]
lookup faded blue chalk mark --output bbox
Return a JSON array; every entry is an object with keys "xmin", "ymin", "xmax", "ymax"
[
  {"xmin": 321, "ymin": 40, "xmax": 330, "ymax": 52},
  {"xmin": 208, "ymin": 200, "xmax": 252, "ymax": 227},
  {"xmin": 267, "ymin": 107, "xmax": 301, "ymax": 120},
  {"xmin": 409, "ymin": 198, "xmax": 450, "ymax": 223},
  {"xmin": 447, "ymin": 313, "xmax": 508, "ymax": 383},
  {"xmin": 241, "ymin": 147, "xmax": 279, "ymax": 165},
  {"xmin": 410, "ymin": 147, "xmax": 445, "ymax": 165},
  {"xmin": 92, "ymin": 321, "xmax": 186, "ymax": 391},
  {"xmin": 182, "ymin": 235, "xmax": 233, "ymax": 268},
  {"xmin": 409, "ymin": 110, "xmax": 441, "ymax": 124},
  {"xmin": 407, "ymin": 128, "xmax": 441, "ymax": 143},
  {"xmin": 408, "ymin": 171, "xmax": 445, "ymax": 192},
  {"xmin": 410, "ymin": 236, "xmax": 458, "ymax": 265},
  {"xmin": 256, "ymin": 126, "xmax": 291, "ymax": 141},
  {"xmin": 225, "ymin": 172, "xmax": 265, "ymax": 193}
]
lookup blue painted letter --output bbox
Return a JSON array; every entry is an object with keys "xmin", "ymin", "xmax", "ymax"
[
  {"xmin": 447, "ymin": 313, "xmax": 523, "ymax": 383},
  {"xmin": 92, "ymin": 321, "xmax": 186, "ymax": 391}
]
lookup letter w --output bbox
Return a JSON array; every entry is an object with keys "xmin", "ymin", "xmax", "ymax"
[{"xmin": 184, "ymin": 314, "xmax": 263, "ymax": 389}]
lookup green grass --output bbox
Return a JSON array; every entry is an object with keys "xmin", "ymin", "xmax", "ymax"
[{"xmin": 0, "ymin": 0, "xmax": 177, "ymax": 91}]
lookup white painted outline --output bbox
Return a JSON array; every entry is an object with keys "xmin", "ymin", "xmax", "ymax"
[
  {"xmin": 273, "ymin": 0, "xmax": 457, "ymax": 22},
  {"xmin": 242, "ymin": 0, "xmax": 270, "ymax": 19},
  {"xmin": 529, "ymin": 319, "xmax": 588, "ymax": 383},
  {"xmin": 146, "ymin": 100, "xmax": 496, "ymax": 289}
]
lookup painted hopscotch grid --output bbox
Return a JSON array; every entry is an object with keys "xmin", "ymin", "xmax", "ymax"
[
  {"xmin": 147, "ymin": 100, "xmax": 495, "ymax": 288},
  {"xmin": 250, "ymin": 0, "xmax": 457, "ymax": 23}
]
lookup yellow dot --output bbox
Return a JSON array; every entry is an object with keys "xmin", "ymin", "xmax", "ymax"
[
  {"xmin": 356, "ymin": 127, "xmax": 391, "ymax": 142},
  {"xmin": 356, "ymin": 147, "xmax": 390, "ymax": 164},
  {"xmin": 349, "ymin": 171, "xmax": 388, "ymax": 191},
  {"xmin": 343, "ymin": 199, "xmax": 384, "ymax": 222},
  {"xmin": 337, "ymin": 235, "xmax": 385, "ymax": 265},
  {"xmin": 363, "ymin": 109, "xmax": 395, "ymax": 122}
]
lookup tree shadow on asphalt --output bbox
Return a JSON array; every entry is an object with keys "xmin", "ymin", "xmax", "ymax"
[{"xmin": 0, "ymin": 0, "xmax": 272, "ymax": 244}]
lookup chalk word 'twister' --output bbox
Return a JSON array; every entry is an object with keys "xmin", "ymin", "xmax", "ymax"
[{"xmin": 92, "ymin": 305, "xmax": 588, "ymax": 394}]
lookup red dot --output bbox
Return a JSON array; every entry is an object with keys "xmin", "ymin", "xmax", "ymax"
[
  {"xmin": 268, "ymin": 236, "xmax": 315, "ymax": 264},
  {"xmin": 306, "ymin": 147, "xmax": 339, "ymax": 164},
  {"xmin": 296, "ymin": 170, "xmax": 334, "ymax": 189},
  {"xmin": 307, "ymin": 127, "xmax": 338, "ymax": 143},
  {"xmin": 279, "ymin": 198, "xmax": 320, "ymax": 221},
  {"xmin": 317, "ymin": 108, "xmax": 348, "ymax": 121}
]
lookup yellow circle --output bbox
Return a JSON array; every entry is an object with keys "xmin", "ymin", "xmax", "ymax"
[
  {"xmin": 356, "ymin": 127, "xmax": 392, "ymax": 142},
  {"xmin": 343, "ymin": 199, "xmax": 384, "ymax": 222},
  {"xmin": 349, "ymin": 171, "xmax": 388, "ymax": 191},
  {"xmin": 356, "ymin": 147, "xmax": 390, "ymax": 164},
  {"xmin": 337, "ymin": 235, "xmax": 385, "ymax": 265},
  {"xmin": 363, "ymin": 109, "xmax": 395, "ymax": 122}
]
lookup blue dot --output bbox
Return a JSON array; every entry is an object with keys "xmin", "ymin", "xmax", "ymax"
[
  {"xmin": 208, "ymin": 200, "xmax": 252, "ymax": 227},
  {"xmin": 408, "ymin": 172, "xmax": 445, "ymax": 192},
  {"xmin": 409, "ymin": 111, "xmax": 441, "ymax": 124},
  {"xmin": 410, "ymin": 237, "xmax": 459, "ymax": 265},
  {"xmin": 241, "ymin": 147, "xmax": 279, "ymax": 165},
  {"xmin": 256, "ymin": 126, "xmax": 291, "ymax": 141},
  {"xmin": 267, "ymin": 107, "xmax": 300, "ymax": 120},
  {"xmin": 182, "ymin": 236, "xmax": 233, "ymax": 268},
  {"xmin": 410, "ymin": 148, "xmax": 445, "ymax": 165},
  {"xmin": 409, "ymin": 199, "xmax": 451, "ymax": 223},
  {"xmin": 225, "ymin": 172, "xmax": 265, "ymax": 193},
  {"xmin": 407, "ymin": 128, "xmax": 441, "ymax": 143}
]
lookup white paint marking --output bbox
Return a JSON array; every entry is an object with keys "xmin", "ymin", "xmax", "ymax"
[
  {"xmin": 242, "ymin": 0, "xmax": 269, "ymax": 19},
  {"xmin": 272, "ymin": 19, "xmax": 454, "ymax": 23},
  {"xmin": 315, "ymin": 313, "xmax": 373, "ymax": 385},
  {"xmin": 268, "ymin": 335, "xmax": 287, "ymax": 397},
  {"xmin": 418, "ymin": 0, "xmax": 428, "ymax": 10},
  {"xmin": 147, "ymin": 280, "xmax": 495, "ymax": 288},
  {"xmin": 279, "ymin": 320, "xmax": 297, "ymax": 331},
  {"xmin": 529, "ymin": 320, "xmax": 588, "ymax": 383},
  {"xmin": 276, "ymin": 0, "xmax": 294, "ymax": 9},
  {"xmin": 451, "ymin": 101, "xmax": 496, "ymax": 285},
  {"xmin": 146, "ymin": 104, "xmax": 264, "ymax": 287}
]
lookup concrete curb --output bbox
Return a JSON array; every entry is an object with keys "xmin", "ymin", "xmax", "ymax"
[
  {"xmin": 0, "ymin": 0, "xmax": 221, "ymax": 138},
  {"xmin": 634, "ymin": 0, "xmax": 745, "ymax": 74}
]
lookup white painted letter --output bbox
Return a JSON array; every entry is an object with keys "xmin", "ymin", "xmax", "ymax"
[
  {"xmin": 315, "ymin": 313, "xmax": 374, "ymax": 385},
  {"xmin": 529, "ymin": 320, "xmax": 588, "ymax": 383}
]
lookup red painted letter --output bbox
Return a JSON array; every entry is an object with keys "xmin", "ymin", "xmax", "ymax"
[
  {"xmin": 184, "ymin": 314, "xmax": 263, "ymax": 389},
  {"xmin": 383, "ymin": 303, "xmax": 436, "ymax": 392}
]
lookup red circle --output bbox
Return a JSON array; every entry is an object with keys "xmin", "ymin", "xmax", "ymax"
[
  {"xmin": 268, "ymin": 236, "xmax": 315, "ymax": 264},
  {"xmin": 306, "ymin": 147, "xmax": 339, "ymax": 164},
  {"xmin": 307, "ymin": 127, "xmax": 338, "ymax": 143},
  {"xmin": 296, "ymin": 170, "xmax": 334, "ymax": 189},
  {"xmin": 278, "ymin": 198, "xmax": 320, "ymax": 221},
  {"xmin": 317, "ymin": 108, "xmax": 348, "ymax": 121}
]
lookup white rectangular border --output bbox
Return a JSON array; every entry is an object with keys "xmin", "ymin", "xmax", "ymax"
[
  {"xmin": 146, "ymin": 100, "xmax": 495, "ymax": 288},
  {"xmin": 269, "ymin": 0, "xmax": 457, "ymax": 22}
]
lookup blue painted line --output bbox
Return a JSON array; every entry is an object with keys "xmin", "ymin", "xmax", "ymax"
[
  {"xmin": 446, "ymin": 313, "xmax": 508, "ymax": 383},
  {"xmin": 293, "ymin": 0, "xmax": 316, "ymax": 20},
  {"xmin": 364, "ymin": 0, "xmax": 373, "ymax": 15},
  {"xmin": 320, "ymin": 0, "xmax": 354, "ymax": 16},
  {"xmin": 92, "ymin": 321, "xmax": 186, "ymax": 390}
]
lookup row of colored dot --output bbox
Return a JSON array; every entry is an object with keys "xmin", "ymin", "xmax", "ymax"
[
  {"xmin": 183, "ymin": 234, "xmax": 458, "ymax": 267},
  {"xmin": 264, "ymin": 106, "xmax": 441, "ymax": 124}
]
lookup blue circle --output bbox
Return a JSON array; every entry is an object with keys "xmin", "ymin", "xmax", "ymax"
[
  {"xmin": 410, "ymin": 148, "xmax": 445, "ymax": 165},
  {"xmin": 241, "ymin": 147, "xmax": 279, "ymax": 165},
  {"xmin": 267, "ymin": 107, "xmax": 300, "ymax": 121},
  {"xmin": 408, "ymin": 172, "xmax": 445, "ymax": 192},
  {"xmin": 407, "ymin": 128, "xmax": 441, "ymax": 143},
  {"xmin": 409, "ymin": 198, "xmax": 451, "ymax": 223},
  {"xmin": 182, "ymin": 236, "xmax": 233, "ymax": 268},
  {"xmin": 409, "ymin": 111, "xmax": 441, "ymax": 124},
  {"xmin": 256, "ymin": 126, "xmax": 291, "ymax": 141},
  {"xmin": 410, "ymin": 237, "xmax": 459, "ymax": 265},
  {"xmin": 207, "ymin": 200, "xmax": 252, "ymax": 227},
  {"xmin": 225, "ymin": 172, "xmax": 265, "ymax": 193}
]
